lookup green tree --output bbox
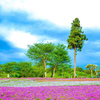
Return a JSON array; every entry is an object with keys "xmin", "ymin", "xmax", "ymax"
[
  {"xmin": 16, "ymin": 61, "xmax": 33, "ymax": 77},
  {"xmin": 26, "ymin": 42, "xmax": 55, "ymax": 77},
  {"xmin": 0, "ymin": 64, "xmax": 3, "ymax": 69},
  {"xmin": 85, "ymin": 64, "xmax": 98, "ymax": 78},
  {"xmin": 67, "ymin": 18, "xmax": 88, "ymax": 78},
  {"xmin": 1, "ymin": 61, "xmax": 34, "ymax": 78},
  {"xmin": 32, "ymin": 65, "xmax": 45, "ymax": 77},
  {"xmin": 49, "ymin": 43, "xmax": 71, "ymax": 77},
  {"xmin": 56, "ymin": 63, "xmax": 71, "ymax": 78},
  {"xmin": 76, "ymin": 66, "xmax": 83, "ymax": 72},
  {"xmin": 0, "ymin": 64, "xmax": 4, "ymax": 77},
  {"xmin": 2, "ymin": 62, "xmax": 17, "ymax": 77}
]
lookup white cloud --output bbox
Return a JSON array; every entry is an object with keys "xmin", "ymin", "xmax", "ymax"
[
  {"xmin": 93, "ymin": 41, "xmax": 100, "ymax": 47},
  {"xmin": 93, "ymin": 52, "xmax": 100, "ymax": 57},
  {"xmin": 88, "ymin": 52, "xmax": 100, "ymax": 57},
  {"xmin": 0, "ymin": 0, "xmax": 100, "ymax": 29},
  {"xmin": 42, "ymin": 39, "xmax": 58, "ymax": 44},
  {"xmin": 8, "ymin": 30, "xmax": 38, "ymax": 49},
  {"xmin": 0, "ymin": 26, "xmax": 59, "ymax": 49},
  {"xmin": 10, "ymin": 52, "xmax": 26, "ymax": 58}
]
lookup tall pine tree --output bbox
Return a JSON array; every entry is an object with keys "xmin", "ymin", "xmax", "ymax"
[{"xmin": 67, "ymin": 18, "xmax": 88, "ymax": 78}]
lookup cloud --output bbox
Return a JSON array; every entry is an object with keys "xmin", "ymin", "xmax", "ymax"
[
  {"xmin": 0, "ymin": 26, "xmax": 37, "ymax": 49},
  {"xmin": 0, "ymin": 0, "xmax": 100, "ymax": 67},
  {"xmin": 0, "ymin": 26, "xmax": 60, "ymax": 49},
  {"xmin": 42, "ymin": 39, "xmax": 58, "ymax": 44},
  {"xmin": 88, "ymin": 52, "xmax": 100, "ymax": 57},
  {"xmin": 93, "ymin": 41, "xmax": 100, "ymax": 47},
  {"xmin": 0, "ymin": 0, "xmax": 100, "ymax": 29},
  {"xmin": 0, "ymin": 10, "xmax": 67, "ymax": 50},
  {"xmin": 0, "ymin": 51, "xmax": 30, "ymax": 64},
  {"xmin": 7, "ymin": 30, "xmax": 38, "ymax": 49}
]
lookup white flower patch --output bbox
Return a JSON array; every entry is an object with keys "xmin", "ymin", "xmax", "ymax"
[{"xmin": 0, "ymin": 80, "xmax": 100, "ymax": 87}]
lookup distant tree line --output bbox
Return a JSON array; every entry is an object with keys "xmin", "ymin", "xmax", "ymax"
[{"xmin": 0, "ymin": 59, "xmax": 100, "ymax": 78}]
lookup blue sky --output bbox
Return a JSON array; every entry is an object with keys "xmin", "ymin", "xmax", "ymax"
[{"xmin": 0, "ymin": 0, "xmax": 100, "ymax": 69}]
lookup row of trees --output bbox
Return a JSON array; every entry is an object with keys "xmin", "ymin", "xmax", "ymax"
[
  {"xmin": 26, "ymin": 43, "xmax": 71, "ymax": 77},
  {"xmin": 25, "ymin": 18, "xmax": 100, "ymax": 78},
  {"xmin": 1, "ymin": 17, "xmax": 99, "ymax": 78},
  {"xmin": 0, "ymin": 43, "xmax": 72, "ymax": 78},
  {"xmin": 0, "ymin": 62, "xmax": 34, "ymax": 78},
  {"xmin": 0, "ymin": 61, "xmax": 100, "ymax": 78},
  {"xmin": 25, "ymin": 18, "xmax": 88, "ymax": 78}
]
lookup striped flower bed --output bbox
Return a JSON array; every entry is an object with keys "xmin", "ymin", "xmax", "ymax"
[{"xmin": 0, "ymin": 78, "xmax": 100, "ymax": 100}]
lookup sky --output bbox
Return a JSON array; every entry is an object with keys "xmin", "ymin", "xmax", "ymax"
[{"xmin": 0, "ymin": 0, "xmax": 100, "ymax": 69}]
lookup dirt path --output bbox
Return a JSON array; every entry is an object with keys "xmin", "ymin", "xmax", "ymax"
[{"xmin": 35, "ymin": 78, "xmax": 100, "ymax": 82}]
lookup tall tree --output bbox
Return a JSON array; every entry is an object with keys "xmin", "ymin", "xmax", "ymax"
[
  {"xmin": 26, "ymin": 42, "xmax": 54, "ymax": 77},
  {"xmin": 49, "ymin": 43, "xmax": 71, "ymax": 77},
  {"xmin": 85, "ymin": 64, "xmax": 98, "ymax": 78},
  {"xmin": 67, "ymin": 18, "xmax": 88, "ymax": 78}
]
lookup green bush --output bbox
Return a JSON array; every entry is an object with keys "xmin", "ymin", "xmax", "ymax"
[
  {"xmin": 0, "ymin": 73, "xmax": 8, "ymax": 78},
  {"xmin": 86, "ymin": 74, "xmax": 91, "ymax": 78},
  {"xmin": 10, "ymin": 72, "xmax": 21, "ymax": 78},
  {"xmin": 46, "ymin": 72, "xmax": 52, "ymax": 77}
]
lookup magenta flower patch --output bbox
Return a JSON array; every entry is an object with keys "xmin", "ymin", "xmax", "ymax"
[{"xmin": 0, "ymin": 85, "xmax": 100, "ymax": 100}]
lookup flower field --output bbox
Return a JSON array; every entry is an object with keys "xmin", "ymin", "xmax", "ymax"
[{"xmin": 0, "ymin": 78, "xmax": 100, "ymax": 100}]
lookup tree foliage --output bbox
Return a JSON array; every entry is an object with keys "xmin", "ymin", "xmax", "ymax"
[
  {"xmin": 67, "ymin": 18, "xmax": 88, "ymax": 78},
  {"xmin": 76, "ymin": 66, "xmax": 83, "ymax": 72},
  {"xmin": 67, "ymin": 18, "xmax": 88, "ymax": 51},
  {"xmin": 0, "ymin": 61, "xmax": 99, "ymax": 78},
  {"xmin": 26, "ymin": 42, "xmax": 55, "ymax": 77},
  {"xmin": 2, "ymin": 62, "xmax": 17, "ymax": 77},
  {"xmin": 85, "ymin": 64, "xmax": 98, "ymax": 77},
  {"xmin": 48, "ymin": 43, "xmax": 71, "ymax": 77}
]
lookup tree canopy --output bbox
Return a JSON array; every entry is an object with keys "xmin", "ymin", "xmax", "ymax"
[
  {"xmin": 85, "ymin": 64, "xmax": 98, "ymax": 78},
  {"xmin": 67, "ymin": 18, "xmax": 88, "ymax": 51},
  {"xmin": 49, "ymin": 43, "xmax": 71, "ymax": 77},
  {"xmin": 26, "ymin": 42, "xmax": 55, "ymax": 77}
]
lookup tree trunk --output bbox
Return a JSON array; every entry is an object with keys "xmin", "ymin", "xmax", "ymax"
[
  {"xmin": 7, "ymin": 74, "xmax": 9, "ymax": 78},
  {"xmin": 52, "ymin": 67, "xmax": 56, "ymax": 78},
  {"xmin": 10, "ymin": 71, "xmax": 11, "ymax": 77},
  {"xmin": 62, "ymin": 68, "xmax": 63, "ymax": 78},
  {"xmin": 44, "ymin": 60, "xmax": 46, "ymax": 77},
  {"xmin": 96, "ymin": 70, "xmax": 98, "ymax": 76},
  {"xmin": 91, "ymin": 69, "xmax": 93, "ymax": 78},
  {"xmin": 74, "ymin": 46, "xmax": 76, "ymax": 78}
]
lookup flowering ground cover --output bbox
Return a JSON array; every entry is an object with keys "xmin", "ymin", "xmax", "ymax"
[
  {"xmin": 0, "ymin": 85, "xmax": 100, "ymax": 100},
  {"xmin": 0, "ymin": 80, "xmax": 100, "ymax": 87},
  {"xmin": 0, "ymin": 78, "xmax": 100, "ymax": 100},
  {"xmin": 0, "ymin": 77, "xmax": 100, "ymax": 81},
  {"xmin": 0, "ymin": 78, "xmax": 100, "ymax": 87}
]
